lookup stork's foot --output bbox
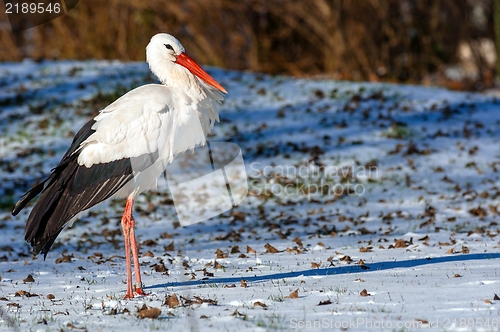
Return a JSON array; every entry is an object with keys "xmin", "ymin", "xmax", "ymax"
[
  {"xmin": 124, "ymin": 283, "xmax": 147, "ymax": 299},
  {"xmin": 134, "ymin": 281, "xmax": 147, "ymax": 296},
  {"xmin": 124, "ymin": 290, "xmax": 147, "ymax": 299},
  {"xmin": 135, "ymin": 287, "xmax": 146, "ymax": 296}
]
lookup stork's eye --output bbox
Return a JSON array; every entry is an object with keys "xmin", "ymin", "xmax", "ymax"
[{"xmin": 164, "ymin": 44, "xmax": 174, "ymax": 51}]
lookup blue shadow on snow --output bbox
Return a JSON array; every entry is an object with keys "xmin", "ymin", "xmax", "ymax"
[{"xmin": 146, "ymin": 252, "xmax": 500, "ymax": 289}]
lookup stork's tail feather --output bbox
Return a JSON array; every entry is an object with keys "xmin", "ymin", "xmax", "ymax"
[
  {"xmin": 22, "ymin": 179, "xmax": 67, "ymax": 258},
  {"xmin": 12, "ymin": 179, "xmax": 48, "ymax": 216},
  {"xmin": 11, "ymin": 172, "xmax": 63, "ymax": 258}
]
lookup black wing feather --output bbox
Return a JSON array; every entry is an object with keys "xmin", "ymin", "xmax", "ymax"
[
  {"xmin": 12, "ymin": 119, "xmax": 97, "ymax": 216},
  {"xmin": 12, "ymin": 118, "xmax": 158, "ymax": 258},
  {"xmin": 24, "ymin": 158, "xmax": 134, "ymax": 257}
]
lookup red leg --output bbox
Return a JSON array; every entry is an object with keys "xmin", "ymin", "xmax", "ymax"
[
  {"xmin": 121, "ymin": 200, "xmax": 134, "ymax": 299},
  {"xmin": 129, "ymin": 219, "xmax": 145, "ymax": 295},
  {"xmin": 121, "ymin": 197, "xmax": 146, "ymax": 298}
]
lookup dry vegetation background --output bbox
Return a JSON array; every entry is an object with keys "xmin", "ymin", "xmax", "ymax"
[{"xmin": 0, "ymin": 0, "xmax": 498, "ymax": 89}]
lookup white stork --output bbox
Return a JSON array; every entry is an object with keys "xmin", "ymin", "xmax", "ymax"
[{"xmin": 12, "ymin": 33, "xmax": 227, "ymax": 298}]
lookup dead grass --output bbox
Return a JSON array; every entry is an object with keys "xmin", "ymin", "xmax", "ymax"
[{"xmin": 0, "ymin": 0, "xmax": 495, "ymax": 86}]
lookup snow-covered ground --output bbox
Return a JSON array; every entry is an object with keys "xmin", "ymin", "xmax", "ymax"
[{"xmin": 0, "ymin": 60, "xmax": 499, "ymax": 331}]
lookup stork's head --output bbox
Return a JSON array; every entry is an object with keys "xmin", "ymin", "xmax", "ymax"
[{"xmin": 146, "ymin": 33, "xmax": 227, "ymax": 94}]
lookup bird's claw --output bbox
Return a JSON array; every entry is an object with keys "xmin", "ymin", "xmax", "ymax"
[
  {"xmin": 135, "ymin": 288, "xmax": 146, "ymax": 296},
  {"xmin": 135, "ymin": 282, "xmax": 146, "ymax": 296},
  {"xmin": 124, "ymin": 283, "xmax": 147, "ymax": 298},
  {"xmin": 124, "ymin": 289, "xmax": 147, "ymax": 299},
  {"xmin": 124, "ymin": 293, "xmax": 134, "ymax": 299}
]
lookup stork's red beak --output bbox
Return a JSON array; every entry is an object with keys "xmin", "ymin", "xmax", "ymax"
[{"xmin": 176, "ymin": 53, "xmax": 227, "ymax": 94}]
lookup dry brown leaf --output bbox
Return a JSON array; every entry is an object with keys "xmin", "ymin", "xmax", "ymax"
[
  {"xmin": 164, "ymin": 294, "xmax": 180, "ymax": 308},
  {"xmin": 285, "ymin": 289, "xmax": 299, "ymax": 299},
  {"xmin": 311, "ymin": 261, "xmax": 322, "ymax": 269},
  {"xmin": 142, "ymin": 239, "xmax": 158, "ymax": 247},
  {"xmin": 23, "ymin": 274, "xmax": 34, "ymax": 283},
  {"xmin": 358, "ymin": 227, "xmax": 375, "ymax": 235},
  {"xmin": 454, "ymin": 274, "xmax": 462, "ymax": 278},
  {"xmin": 137, "ymin": 305, "xmax": 161, "ymax": 319},
  {"xmin": 213, "ymin": 260, "xmax": 225, "ymax": 269},
  {"xmin": 293, "ymin": 237, "xmax": 304, "ymax": 248},
  {"xmin": 494, "ymin": 293, "xmax": 500, "ymax": 300},
  {"xmin": 419, "ymin": 219, "xmax": 434, "ymax": 228},
  {"xmin": 418, "ymin": 235, "xmax": 430, "ymax": 241},
  {"xmin": 254, "ymin": 301, "xmax": 267, "ymax": 308},
  {"xmin": 193, "ymin": 296, "xmax": 217, "ymax": 306},
  {"xmin": 478, "ymin": 191, "xmax": 489, "ymax": 198},
  {"xmin": 360, "ymin": 289, "xmax": 371, "ymax": 296},
  {"xmin": 160, "ymin": 232, "xmax": 174, "ymax": 239},
  {"xmin": 265, "ymin": 243, "xmax": 279, "ymax": 253},
  {"xmin": 359, "ymin": 247, "xmax": 372, "ymax": 252},
  {"xmin": 142, "ymin": 251, "xmax": 155, "ymax": 258},
  {"xmin": 340, "ymin": 255, "xmax": 353, "ymax": 263},
  {"xmin": 469, "ymin": 206, "xmax": 487, "ymax": 218},
  {"xmin": 246, "ymin": 246, "xmax": 256, "ymax": 254},
  {"xmin": 216, "ymin": 249, "xmax": 227, "ymax": 259},
  {"xmin": 488, "ymin": 205, "xmax": 498, "ymax": 215},
  {"xmin": 318, "ymin": 299, "xmax": 332, "ymax": 306},
  {"xmin": 393, "ymin": 239, "xmax": 407, "ymax": 248},
  {"xmin": 231, "ymin": 309, "xmax": 246, "ymax": 317},
  {"xmin": 151, "ymin": 263, "xmax": 168, "ymax": 274},
  {"xmin": 15, "ymin": 290, "xmax": 38, "ymax": 297},
  {"xmin": 231, "ymin": 211, "xmax": 246, "ymax": 222},
  {"xmin": 240, "ymin": 280, "xmax": 247, "ymax": 288},
  {"xmin": 164, "ymin": 241, "xmax": 175, "ymax": 251},
  {"xmin": 55, "ymin": 254, "xmax": 72, "ymax": 264},
  {"xmin": 286, "ymin": 247, "xmax": 302, "ymax": 254},
  {"xmin": 275, "ymin": 231, "xmax": 287, "ymax": 240},
  {"xmin": 46, "ymin": 294, "xmax": 55, "ymax": 300}
]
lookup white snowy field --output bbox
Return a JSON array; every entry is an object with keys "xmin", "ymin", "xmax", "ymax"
[{"xmin": 0, "ymin": 60, "xmax": 499, "ymax": 332}]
